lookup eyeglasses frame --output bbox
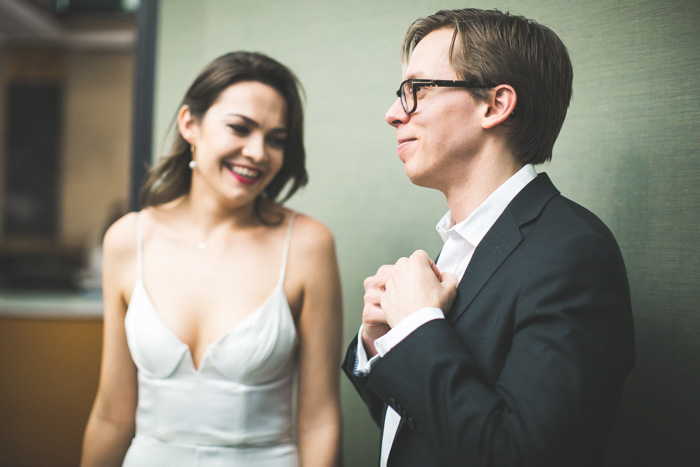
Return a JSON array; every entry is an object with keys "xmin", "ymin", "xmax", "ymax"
[{"xmin": 396, "ymin": 79, "xmax": 496, "ymax": 115}]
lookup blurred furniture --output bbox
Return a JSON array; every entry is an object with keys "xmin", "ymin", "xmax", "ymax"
[{"xmin": 0, "ymin": 292, "xmax": 102, "ymax": 466}]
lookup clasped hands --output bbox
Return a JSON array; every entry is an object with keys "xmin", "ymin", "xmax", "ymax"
[{"xmin": 361, "ymin": 250, "xmax": 458, "ymax": 357}]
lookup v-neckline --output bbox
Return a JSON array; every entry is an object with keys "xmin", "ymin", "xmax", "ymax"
[{"xmin": 131, "ymin": 279, "xmax": 285, "ymax": 372}]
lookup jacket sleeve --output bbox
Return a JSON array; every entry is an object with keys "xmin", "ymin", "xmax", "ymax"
[
  {"xmin": 364, "ymin": 230, "xmax": 635, "ymax": 467},
  {"xmin": 342, "ymin": 335, "xmax": 386, "ymax": 428}
]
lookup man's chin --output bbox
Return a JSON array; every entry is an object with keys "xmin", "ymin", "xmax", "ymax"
[{"xmin": 404, "ymin": 169, "xmax": 435, "ymax": 189}]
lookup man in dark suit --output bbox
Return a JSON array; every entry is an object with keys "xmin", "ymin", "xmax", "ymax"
[{"xmin": 343, "ymin": 8, "xmax": 635, "ymax": 467}]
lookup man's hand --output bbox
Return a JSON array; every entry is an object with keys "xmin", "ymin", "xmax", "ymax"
[
  {"xmin": 361, "ymin": 265, "xmax": 394, "ymax": 357},
  {"xmin": 381, "ymin": 250, "xmax": 458, "ymax": 327}
]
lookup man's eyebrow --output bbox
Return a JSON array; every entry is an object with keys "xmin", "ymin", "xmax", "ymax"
[{"xmin": 403, "ymin": 74, "xmax": 432, "ymax": 82}]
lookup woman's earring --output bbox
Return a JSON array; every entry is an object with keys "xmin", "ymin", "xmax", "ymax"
[{"xmin": 189, "ymin": 145, "xmax": 196, "ymax": 169}]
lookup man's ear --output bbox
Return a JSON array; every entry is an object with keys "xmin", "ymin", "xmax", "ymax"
[
  {"xmin": 482, "ymin": 84, "xmax": 516, "ymax": 129},
  {"xmin": 177, "ymin": 105, "xmax": 198, "ymax": 144}
]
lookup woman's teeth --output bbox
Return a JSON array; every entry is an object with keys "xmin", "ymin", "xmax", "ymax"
[{"xmin": 230, "ymin": 165, "xmax": 262, "ymax": 179}]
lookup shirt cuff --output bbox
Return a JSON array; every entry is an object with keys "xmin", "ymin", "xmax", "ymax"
[
  {"xmin": 354, "ymin": 325, "xmax": 381, "ymax": 375},
  {"xmin": 374, "ymin": 307, "xmax": 445, "ymax": 357}
]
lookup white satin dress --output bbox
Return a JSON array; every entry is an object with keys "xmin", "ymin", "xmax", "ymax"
[{"xmin": 122, "ymin": 213, "xmax": 299, "ymax": 466}]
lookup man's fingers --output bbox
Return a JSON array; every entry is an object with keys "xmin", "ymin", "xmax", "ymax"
[
  {"xmin": 429, "ymin": 259, "xmax": 441, "ymax": 279},
  {"xmin": 438, "ymin": 272, "xmax": 459, "ymax": 313},
  {"xmin": 363, "ymin": 276, "xmax": 381, "ymax": 293},
  {"xmin": 410, "ymin": 249, "xmax": 430, "ymax": 261},
  {"xmin": 364, "ymin": 264, "xmax": 396, "ymax": 292},
  {"xmin": 363, "ymin": 286, "xmax": 384, "ymax": 306},
  {"xmin": 440, "ymin": 272, "xmax": 459, "ymax": 288},
  {"xmin": 362, "ymin": 302, "xmax": 387, "ymax": 323}
]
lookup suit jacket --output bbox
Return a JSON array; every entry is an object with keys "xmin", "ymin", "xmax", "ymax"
[{"xmin": 343, "ymin": 173, "xmax": 635, "ymax": 467}]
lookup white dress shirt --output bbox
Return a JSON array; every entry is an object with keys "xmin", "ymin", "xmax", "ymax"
[{"xmin": 354, "ymin": 164, "xmax": 537, "ymax": 467}]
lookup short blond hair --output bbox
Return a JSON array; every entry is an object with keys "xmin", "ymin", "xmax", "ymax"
[{"xmin": 403, "ymin": 9, "xmax": 573, "ymax": 165}]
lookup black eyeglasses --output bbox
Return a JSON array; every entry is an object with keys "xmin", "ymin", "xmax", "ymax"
[{"xmin": 396, "ymin": 79, "xmax": 495, "ymax": 115}]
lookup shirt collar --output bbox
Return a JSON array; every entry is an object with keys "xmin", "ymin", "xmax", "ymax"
[{"xmin": 436, "ymin": 164, "xmax": 538, "ymax": 246}]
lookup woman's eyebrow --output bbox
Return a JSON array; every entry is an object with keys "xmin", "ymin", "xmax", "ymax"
[{"xmin": 228, "ymin": 114, "xmax": 286, "ymax": 133}]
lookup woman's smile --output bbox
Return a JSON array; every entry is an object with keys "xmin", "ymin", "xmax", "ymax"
[{"xmin": 224, "ymin": 162, "xmax": 264, "ymax": 185}]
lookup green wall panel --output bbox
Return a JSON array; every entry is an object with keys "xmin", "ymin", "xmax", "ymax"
[{"xmin": 155, "ymin": 1, "xmax": 700, "ymax": 465}]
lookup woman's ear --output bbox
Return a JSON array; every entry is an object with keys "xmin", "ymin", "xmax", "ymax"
[
  {"xmin": 482, "ymin": 84, "xmax": 517, "ymax": 129},
  {"xmin": 177, "ymin": 105, "xmax": 198, "ymax": 144}
]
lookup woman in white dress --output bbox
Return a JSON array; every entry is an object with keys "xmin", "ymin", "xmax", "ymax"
[{"xmin": 81, "ymin": 52, "xmax": 342, "ymax": 466}]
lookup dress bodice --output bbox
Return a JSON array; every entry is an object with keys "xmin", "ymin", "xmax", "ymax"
[{"xmin": 123, "ymin": 213, "xmax": 298, "ymax": 455}]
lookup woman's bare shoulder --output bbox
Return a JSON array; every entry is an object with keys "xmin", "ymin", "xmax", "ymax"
[
  {"xmin": 102, "ymin": 212, "xmax": 141, "ymax": 297},
  {"xmin": 289, "ymin": 211, "xmax": 336, "ymax": 255},
  {"xmin": 105, "ymin": 202, "xmax": 181, "ymax": 243},
  {"xmin": 103, "ymin": 211, "xmax": 140, "ymax": 255}
]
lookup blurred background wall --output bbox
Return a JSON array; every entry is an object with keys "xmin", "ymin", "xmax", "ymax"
[
  {"xmin": 153, "ymin": 1, "xmax": 699, "ymax": 465},
  {"xmin": 1, "ymin": 0, "xmax": 698, "ymax": 465}
]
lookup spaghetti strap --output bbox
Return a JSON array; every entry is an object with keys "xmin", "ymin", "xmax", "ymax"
[
  {"xmin": 136, "ymin": 211, "xmax": 143, "ymax": 281},
  {"xmin": 278, "ymin": 213, "xmax": 296, "ymax": 286}
]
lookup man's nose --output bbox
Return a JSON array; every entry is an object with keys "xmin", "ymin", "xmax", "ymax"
[{"xmin": 385, "ymin": 97, "xmax": 409, "ymax": 127}]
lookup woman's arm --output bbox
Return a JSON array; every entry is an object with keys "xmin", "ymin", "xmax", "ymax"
[
  {"xmin": 81, "ymin": 214, "xmax": 139, "ymax": 466},
  {"xmin": 293, "ymin": 216, "xmax": 343, "ymax": 466}
]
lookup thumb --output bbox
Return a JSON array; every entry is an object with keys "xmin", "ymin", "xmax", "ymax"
[
  {"xmin": 438, "ymin": 272, "xmax": 459, "ymax": 314},
  {"xmin": 440, "ymin": 272, "xmax": 459, "ymax": 289}
]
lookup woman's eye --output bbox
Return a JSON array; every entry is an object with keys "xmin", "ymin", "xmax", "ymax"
[
  {"xmin": 228, "ymin": 124, "xmax": 250, "ymax": 135},
  {"xmin": 267, "ymin": 136, "xmax": 286, "ymax": 149}
]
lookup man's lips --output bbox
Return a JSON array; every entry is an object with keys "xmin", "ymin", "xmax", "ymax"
[{"xmin": 397, "ymin": 138, "xmax": 416, "ymax": 151}]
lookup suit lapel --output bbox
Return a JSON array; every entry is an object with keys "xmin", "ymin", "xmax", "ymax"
[
  {"xmin": 447, "ymin": 213, "xmax": 521, "ymax": 324},
  {"xmin": 447, "ymin": 173, "xmax": 560, "ymax": 324}
]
